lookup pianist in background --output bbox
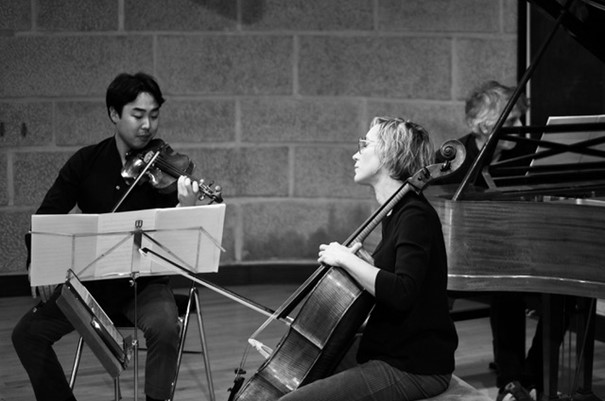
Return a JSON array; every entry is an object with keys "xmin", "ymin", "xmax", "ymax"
[
  {"xmin": 435, "ymin": 80, "xmax": 556, "ymax": 401},
  {"xmin": 12, "ymin": 72, "xmax": 200, "ymax": 401},
  {"xmin": 278, "ymin": 117, "xmax": 458, "ymax": 401},
  {"xmin": 434, "ymin": 80, "xmax": 531, "ymax": 187}
]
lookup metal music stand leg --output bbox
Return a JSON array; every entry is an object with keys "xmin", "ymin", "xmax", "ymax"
[
  {"xmin": 130, "ymin": 220, "xmax": 144, "ymax": 401},
  {"xmin": 170, "ymin": 283, "xmax": 215, "ymax": 401},
  {"xmin": 131, "ymin": 328, "xmax": 139, "ymax": 401}
]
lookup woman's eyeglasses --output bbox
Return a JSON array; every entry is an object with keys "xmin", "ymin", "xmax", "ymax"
[{"xmin": 358, "ymin": 138, "xmax": 374, "ymax": 153}]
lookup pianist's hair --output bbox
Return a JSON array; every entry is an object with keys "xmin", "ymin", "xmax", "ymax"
[
  {"xmin": 369, "ymin": 116, "xmax": 434, "ymax": 182},
  {"xmin": 465, "ymin": 80, "xmax": 529, "ymax": 134},
  {"xmin": 105, "ymin": 72, "xmax": 165, "ymax": 119}
]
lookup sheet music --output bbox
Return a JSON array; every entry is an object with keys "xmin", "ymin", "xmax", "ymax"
[
  {"xmin": 30, "ymin": 204, "xmax": 226, "ymax": 286},
  {"xmin": 152, "ymin": 205, "xmax": 226, "ymax": 274},
  {"xmin": 31, "ymin": 214, "xmax": 98, "ymax": 286},
  {"xmin": 94, "ymin": 209, "xmax": 158, "ymax": 278},
  {"xmin": 531, "ymin": 114, "xmax": 605, "ymax": 166}
]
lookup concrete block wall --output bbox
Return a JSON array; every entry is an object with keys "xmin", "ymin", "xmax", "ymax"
[{"xmin": 0, "ymin": 0, "xmax": 519, "ymax": 277}]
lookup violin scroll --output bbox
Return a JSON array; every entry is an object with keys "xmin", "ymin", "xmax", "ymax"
[{"xmin": 197, "ymin": 178, "xmax": 223, "ymax": 204}]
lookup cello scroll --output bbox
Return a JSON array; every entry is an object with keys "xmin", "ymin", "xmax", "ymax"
[{"xmin": 407, "ymin": 139, "xmax": 466, "ymax": 191}]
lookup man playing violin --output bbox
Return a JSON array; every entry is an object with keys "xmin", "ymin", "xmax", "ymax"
[{"xmin": 12, "ymin": 72, "xmax": 199, "ymax": 401}]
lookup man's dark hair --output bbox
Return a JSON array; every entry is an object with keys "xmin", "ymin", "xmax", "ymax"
[{"xmin": 105, "ymin": 72, "xmax": 165, "ymax": 118}]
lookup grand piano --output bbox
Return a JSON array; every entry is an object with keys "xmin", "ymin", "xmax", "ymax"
[{"xmin": 427, "ymin": 0, "xmax": 605, "ymax": 399}]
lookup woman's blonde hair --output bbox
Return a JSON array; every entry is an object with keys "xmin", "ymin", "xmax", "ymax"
[{"xmin": 369, "ymin": 116, "xmax": 434, "ymax": 181}]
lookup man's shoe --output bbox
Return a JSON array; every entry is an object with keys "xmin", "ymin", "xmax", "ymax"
[{"xmin": 496, "ymin": 381, "xmax": 536, "ymax": 401}]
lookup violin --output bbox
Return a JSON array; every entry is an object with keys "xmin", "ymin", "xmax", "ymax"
[{"xmin": 120, "ymin": 138, "xmax": 223, "ymax": 204}]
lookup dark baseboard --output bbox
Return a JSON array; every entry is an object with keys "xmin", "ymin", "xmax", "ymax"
[{"xmin": 1, "ymin": 263, "xmax": 318, "ymax": 298}]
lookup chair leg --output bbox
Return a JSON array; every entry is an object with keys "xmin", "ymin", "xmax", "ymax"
[
  {"xmin": 170, "ymin": 285, "xmax": 215, "ymax": 401},
  {"xmin": 69, "ymin": 336, "xmax": 85, "ymax": 389}
]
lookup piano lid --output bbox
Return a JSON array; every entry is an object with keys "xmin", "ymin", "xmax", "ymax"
[{"xmin": 528, "ymin": 0, "xmax": 605, "ymax": 63}]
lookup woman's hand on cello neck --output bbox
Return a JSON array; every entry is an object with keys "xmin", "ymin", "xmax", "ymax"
[
  {"xmin": 317, "ymin": 241, "xmax": 361, "ymax": 268},
  {"xmin": 318, "ymin": 241, "xmax": 379, "ymax": 296}
]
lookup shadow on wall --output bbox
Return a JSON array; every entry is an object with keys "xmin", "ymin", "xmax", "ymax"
[{"xmin": 193, "ymin": 0, "xmax": 266, "ymax": 24}]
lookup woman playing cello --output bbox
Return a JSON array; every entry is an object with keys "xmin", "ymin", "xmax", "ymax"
[{"xmin": 278, "ymin": 117, "xmax": 458, "ymax": 401}]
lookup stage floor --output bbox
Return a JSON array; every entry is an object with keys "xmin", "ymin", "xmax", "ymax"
[{"xmin": 2, "ymin": 284, "xmax": 604, "ymax": 401}]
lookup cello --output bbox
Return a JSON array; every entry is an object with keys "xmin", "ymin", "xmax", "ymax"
[{"xmin": 228, "ymin": 139, "xmax": 466, "ymax": 401}]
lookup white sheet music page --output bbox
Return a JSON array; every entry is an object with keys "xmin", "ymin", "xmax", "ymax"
[
  {"xmin": 151, "ymin": 204, "xmax": 226, "ymax": 274},
  {"xmin": 30, "ymin": 214, "xmax": 99, "ymax": 286},
  {"xmin": 94, "ymin": 208, "xmax": 158, "ymax": 278},
  {"xmin": 532, "ymin": 114, "xmax": 605, "ymax": 166},
  {"xmin": 29, "ymin": 204, "xmax": 226, "ymax": 286}
]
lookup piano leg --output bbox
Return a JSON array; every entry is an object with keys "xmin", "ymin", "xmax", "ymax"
[
  {"xmin": 542, "ymin": 295, "xmax": 602, "ymax": 401},
  {"xmin": 543, "ymin": 294, "xmax": 565, "ymax": 400},
  {"xmin": 571, "ymin": 297, "xmax": 602, "ymax": 401}
]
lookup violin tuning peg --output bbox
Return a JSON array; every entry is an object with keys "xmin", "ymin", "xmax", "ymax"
[{"xmin": 212, "ymin": 189, "xmax": 223, "ymax": 203}]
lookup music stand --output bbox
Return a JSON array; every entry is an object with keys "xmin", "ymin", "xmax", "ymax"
[{"xmin": 29, "ymin": 205, "xmax": 226, "ymax": 401}]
